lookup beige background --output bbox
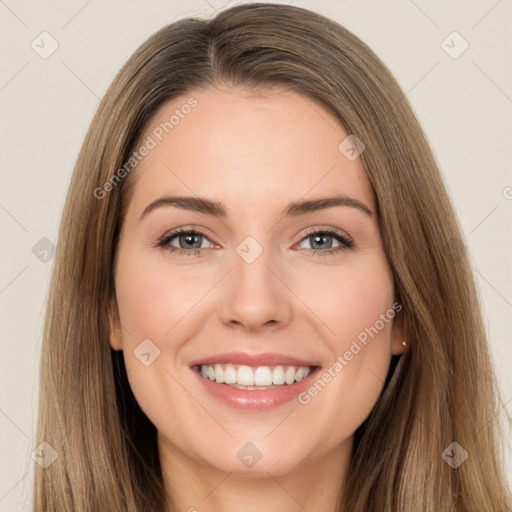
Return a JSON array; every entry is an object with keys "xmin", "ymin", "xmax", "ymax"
[{"xmin": 1, "ymin": 0, "xmax": 511, "ymax": 509}]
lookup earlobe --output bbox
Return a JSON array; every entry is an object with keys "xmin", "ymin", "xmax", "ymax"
[
  {"xmin": 108, "ymin": 299, "xmax": 123, "ymax": 351},
  {"xmin": 391, "ymin": 308, "xmax": 407, "ymax": 355}
]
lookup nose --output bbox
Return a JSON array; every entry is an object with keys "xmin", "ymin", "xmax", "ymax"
[{"xmin": 217, "ymin": 245, "xmax": 293, "ymax": 333}]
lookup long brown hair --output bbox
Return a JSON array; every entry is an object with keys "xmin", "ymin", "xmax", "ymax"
[{"xmin": 33, "ymin": 3, "xmax": 511, "ymax": 511}]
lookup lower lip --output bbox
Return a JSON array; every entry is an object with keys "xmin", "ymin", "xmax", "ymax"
[{"xmin": 192, "ymin": 366, "xmax": 321, "ymax": 411}]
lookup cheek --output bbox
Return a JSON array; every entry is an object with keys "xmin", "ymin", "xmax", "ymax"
[
  {"xmin": 291, "ymin": 257, "xmax": 396, "ymax": 437},
  {"xmin": 114, "ymin": 248, "xmax": 204, "ymax": 341},
  {"xmin": 113, "ymin": 248, "xmax": 211, "ymax": 419},
  {"xmin": 292, "ymin": 255, "xmax": 395, "ymax": 352},
  {"xmin": 113, "ymin": 250, "xmax": 192, "ymax": 432},
  {"xmin": 334, "ymin": 270, "xmax": 395, "ymax": 356},
  {"xmin": 331, "ymin": 258, "xmax": 396, "ymax": 383}
]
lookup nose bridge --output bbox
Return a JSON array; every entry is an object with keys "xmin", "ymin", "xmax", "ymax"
[
  {"xmin": 217, "ymin": 233, "xmax": 292, "ymax": 330},
  {"xmin": 234, "ymin": 234, "xmax": 275, "ymax": 288}
]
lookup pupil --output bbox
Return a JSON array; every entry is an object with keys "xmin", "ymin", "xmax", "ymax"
[
  {"xmin": 311, "ymin": 234, "xmax": 332, "ymax": 250},
  {"xmin": 181, "ymin": 234, "xmax": 201, "ymax": 249}
]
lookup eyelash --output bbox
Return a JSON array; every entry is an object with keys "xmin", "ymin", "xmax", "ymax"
[{"xmin": 155, "ymin": 226, "xmax": 354, "ymax": 257}]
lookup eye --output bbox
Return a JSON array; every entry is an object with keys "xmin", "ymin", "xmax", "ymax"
[
  {"xmin": 294, "ymin": 227, "xmax": 354, "ymax": 257},
  {"xmin": 157, "ymin": 229, "xmax": 213, "ymax": 255}
]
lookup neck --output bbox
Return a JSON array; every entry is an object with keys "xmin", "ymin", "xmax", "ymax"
[{"xmin": 159, "ymin": 433, "xmax": 352, "ymax": 512}]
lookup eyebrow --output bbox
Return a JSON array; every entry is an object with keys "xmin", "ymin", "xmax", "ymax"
[{"xmin": 139, "ymin": 194, "xmax": 374, "ymax": 221}]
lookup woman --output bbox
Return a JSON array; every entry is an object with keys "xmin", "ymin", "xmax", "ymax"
[{"xmin": 33, "ymin": 3, "xmax": 511, "ymax": 511}]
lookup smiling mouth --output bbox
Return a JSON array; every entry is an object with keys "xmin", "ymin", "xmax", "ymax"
[{"xmin": 194, "ymin": 363, "xmax": 317, "ymax": 390}]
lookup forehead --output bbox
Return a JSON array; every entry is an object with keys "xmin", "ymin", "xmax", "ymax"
[{"xmin": 126, "ymin": 86, "xmax": 375, "ymax": 219}]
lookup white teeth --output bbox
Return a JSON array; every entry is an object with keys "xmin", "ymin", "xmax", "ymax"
[
  {"xmin": 237, "ymin": 365, "xmax": 255, "ymax": 386},
  {"xmin": 198, "ymin": 363, "xmax": 313, "ymax": 387},
  {"xmin": 214, "ymin": 364, "xmax": 224, "ymax": 383},
  {"xmin": 254, "ymin": 366, "xmax": 273, "ymax": 386},
  {"xmin": 285, "ymin": 366, "xmax": 296, "ymax": 385},
  {"xmin": 223, "ymin": 364, "xmax": 237, "ymax": 384},
  {"xmin": 272, "ymin": 365, "xmax": 286, "ymax": 385}
]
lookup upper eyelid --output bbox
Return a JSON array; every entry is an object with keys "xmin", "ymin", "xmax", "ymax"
[{"xmin": 300, "ymin": 225, "xmax": 352, "ymax": 241}]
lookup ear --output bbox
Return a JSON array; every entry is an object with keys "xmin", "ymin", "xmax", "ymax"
[
  {"xmin": 108, "ymin": 298, "xmax": 123, "ymax": 351},
  {"xmin": 390, "ymin": 305, "xmax": 407, "ymax": 355}
]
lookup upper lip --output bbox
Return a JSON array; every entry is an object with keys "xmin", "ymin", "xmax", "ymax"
[{"xmin": 189, "ymin": 352, "xmax": 319, "ymax": 368}]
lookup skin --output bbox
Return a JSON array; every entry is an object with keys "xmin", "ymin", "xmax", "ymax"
[{"xmin": 110, "ymin": 85, "xmax": 405, "ymax": 512}]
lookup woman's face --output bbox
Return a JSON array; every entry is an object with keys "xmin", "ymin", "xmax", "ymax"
[{"xmin": 110, "ymin": 85, "xmax": 405, "ymax": 477}]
